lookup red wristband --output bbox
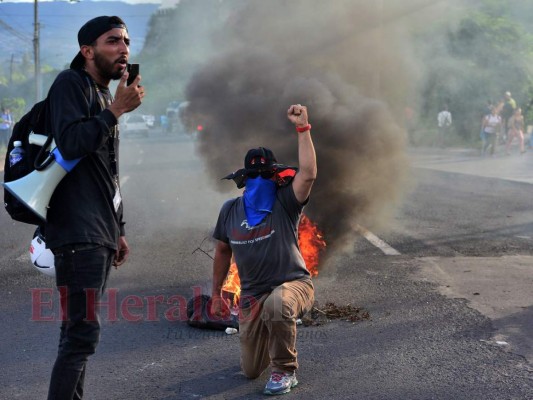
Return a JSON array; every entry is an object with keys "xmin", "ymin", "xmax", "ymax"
[{"xmin": 296, "ymin": 124, "xmax": 311, "ymax": 133}]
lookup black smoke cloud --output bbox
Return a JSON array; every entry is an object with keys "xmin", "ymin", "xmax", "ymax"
[{"xmin": 183, "ymin": 0, "xmax": 419, "ymax": 252}]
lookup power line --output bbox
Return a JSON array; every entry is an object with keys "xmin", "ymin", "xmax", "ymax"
[{"xmin": 0, "ymin": 18, "xmax": 32, "ymax": 42}]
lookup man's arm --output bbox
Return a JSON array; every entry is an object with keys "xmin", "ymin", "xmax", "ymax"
[
  {"xmin": 49, "ymin": 73, "xmax": 118, "ymax": 159},
  {"xmin": 50, "ymin": 71, "xmax": 143, "ymax": 160},
  {"xmin": 210, "ymin": 240, "xmax": 233, "ymax": 317},
  {"xmin": 287, "ymin": 104, "xmax": 317, "ymax": 204}
]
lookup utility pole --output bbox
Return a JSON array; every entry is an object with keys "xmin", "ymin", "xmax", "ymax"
[
  {"xmin": 33, "ymin": 0, "xmax": 42, "ymax": 102},
  {"xmin": 9, "ymin": 54, "xmax": 14, "ymax": 86},
  {"xmin": 373, "ymin": 0, "xmax": 383, "ymax": 99}
]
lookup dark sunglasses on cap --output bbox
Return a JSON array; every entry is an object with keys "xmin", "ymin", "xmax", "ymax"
[{"xmin": 247, "ymin": 170, "xmax": 275, "ymax": 179}]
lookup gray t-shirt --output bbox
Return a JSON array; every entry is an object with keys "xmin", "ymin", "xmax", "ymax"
[{"xmin": 213, "ymin": 184, "xmax": 311, "ymax": 299}]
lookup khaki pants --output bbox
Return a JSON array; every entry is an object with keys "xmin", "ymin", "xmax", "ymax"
[{"xmin": 239, "ymin": 278, "xmax": 314, "ymax": 379}]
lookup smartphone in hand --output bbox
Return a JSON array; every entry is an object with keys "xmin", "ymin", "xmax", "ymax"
[{"xmin": 126, "ymin": 63, "xmax": 139, "ymax": 86}]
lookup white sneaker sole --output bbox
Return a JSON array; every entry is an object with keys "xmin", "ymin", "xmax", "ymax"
[{"xmin": 263, "ymin": 379, "xmax": 298, "ymax": 396}]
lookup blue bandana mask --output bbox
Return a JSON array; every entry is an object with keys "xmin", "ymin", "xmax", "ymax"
[{"xmin": 243, "ymin": 177, "xmax": 277, "ymax": 227}]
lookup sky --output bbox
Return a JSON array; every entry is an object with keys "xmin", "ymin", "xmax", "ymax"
[
  {"xmin": 0, "ymin": 0, "xmax": 161, "ymax": 68},
  {"xmin": 0, "ymin": 0, "xmax": 187, "ymax": 11},
  {"xmin": 2, "ymin": 0, "xmax": 165, "ymax": 4}
]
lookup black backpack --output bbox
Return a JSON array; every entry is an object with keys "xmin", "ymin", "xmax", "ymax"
[
  {"xmin": 3, "ymin": 70, "xmax": 96, "ymax": 225},
  {"xmin": 3, "ymin": 99, "xmax": 53, "ymax": 225}
]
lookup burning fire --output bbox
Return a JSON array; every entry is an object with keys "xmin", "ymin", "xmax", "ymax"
[
  {"xmin": 222, "ymin": 263, "xmax": 241, "ymax": 304},
  {"xmin": 298, "ymin": 214, "xmax": 326, "ymax": 277},
  {"xmin": 222, "ymin": 214, "xmax": 326, "ymax": 304}
]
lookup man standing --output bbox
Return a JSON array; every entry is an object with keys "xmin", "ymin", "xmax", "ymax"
[
  {"xmin": 210, "ymin": 104, "xmax": 317, "ymax": 395},
  {"xmin": 437, "ymin": 104, "xmax": 452, "ymax": 147},
  {"xmin": 45, "ymin": 16, "xmax": 144, "ymax": 399},
  {"xmin": 501, "ymin": 91, "xmax": 517, "ymax": 143}
]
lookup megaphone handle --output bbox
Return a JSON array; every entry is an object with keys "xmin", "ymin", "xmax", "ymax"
[{"xmin": 28, "ymin": 133, "xmax": 49, "ymax": 147}]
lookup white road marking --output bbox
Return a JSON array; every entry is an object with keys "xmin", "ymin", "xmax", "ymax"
[
  {"xmin": 137, "ymin": 148, "xmax": 144, "ymax": 165},
  {"xmin": 356, "ymin": 224, "xmax": 401, "ymax": 256}
]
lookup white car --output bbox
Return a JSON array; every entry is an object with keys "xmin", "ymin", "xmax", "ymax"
[
  {"xmin": 122, "ymin": 115, "xmax": 149, "ymax": 137},
  {"xmin": 142, "ymin": 114, "xmax": 155, "ymax": 128}
]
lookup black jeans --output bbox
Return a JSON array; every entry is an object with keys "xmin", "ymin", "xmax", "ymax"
[{"xmin": 47, "ymin": 243, "xmax": 115, "ymax": 400}]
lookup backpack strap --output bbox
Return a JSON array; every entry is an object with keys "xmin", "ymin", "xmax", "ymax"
[
  {"xmin": 80, "ymin": 72, "xmax": 119, "ymax": 177},
  {"xmin": 84, "ymin": 75, "xmax": 96, "ymax": 114}
]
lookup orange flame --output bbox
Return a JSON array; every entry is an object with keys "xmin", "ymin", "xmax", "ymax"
[
  {"xmin": 222, "ymin": 262, "xmax": 241, "ymax": 304},
  {"xmin": 298, "ymin": 214, "xmax": 326, "ymax": 277},
  {"xmin": 222, "ymin": 214, "xmax": 326, "ymax": 304}
]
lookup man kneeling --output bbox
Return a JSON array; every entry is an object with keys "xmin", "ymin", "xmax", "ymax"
[{"xmin": 210, "ymin": 104, "xmax": 317, "ymax": 395}]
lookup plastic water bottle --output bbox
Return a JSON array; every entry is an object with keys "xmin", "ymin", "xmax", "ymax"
[{"xmin": 9, "ymin": 141, "xmax": 25, "ymax": 167}]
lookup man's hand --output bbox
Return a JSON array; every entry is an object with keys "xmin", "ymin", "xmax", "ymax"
[
  {"xmin": 287, "ymin": 104, "xmax": 309, "ymax": 128},
  {"xmin": 114, "ymin": 236, "xmax": 130, "ymax": 268},
  {"xmin": 108, "ymin": 72, "xmax": 145, "ymax": 119},
  {"xmin": 210, "ymin": 294, "xmax": 231, "ymax": 319}
]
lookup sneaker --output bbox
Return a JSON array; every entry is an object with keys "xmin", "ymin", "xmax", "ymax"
[{"xmin": 263, "ymin": 371, "xmax": 298, "ymax": 395}]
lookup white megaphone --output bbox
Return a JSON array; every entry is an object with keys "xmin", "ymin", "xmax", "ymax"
[{"xmin": 2, "ymin": 133, "xmax": 81, "ymax": 222}]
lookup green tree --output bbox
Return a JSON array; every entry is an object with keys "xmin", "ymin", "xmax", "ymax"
[
  {"xmin": 0, "ymin": 97, "xmax": 26, "ymax": 121},
  {"xmin": 418, "ymin": 0, "xmax": 533, "ymax": 142}
]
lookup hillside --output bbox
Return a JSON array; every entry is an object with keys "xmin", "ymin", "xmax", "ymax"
[{"xmin": 0, "ymin": 1, "xmax": 160, "ymax": 70}]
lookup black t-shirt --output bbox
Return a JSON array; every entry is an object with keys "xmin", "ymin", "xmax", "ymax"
[
  {"xmin": 44, "ymin": 69, "xmax": 123, "ymax": 250},
  {"xmin": 502, "ymin": 101, "xmax": 516, "ymax": 120}
]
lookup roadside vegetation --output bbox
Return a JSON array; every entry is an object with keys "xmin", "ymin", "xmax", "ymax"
[{"xmin": 0, "ymin": 0, "xmax": 531, "ymax": 149}]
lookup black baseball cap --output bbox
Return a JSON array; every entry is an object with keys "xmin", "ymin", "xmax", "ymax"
[
  {"xmin": 244, "ymin": 147, "xmax": 278, "ymax": 171},
  {"xmin": 70, "ymin": 16, "xmax": 128, "ymax": 70},
  {"xmin": 223, "ymin": 147, "xmax": 297, "ymax": 188}
]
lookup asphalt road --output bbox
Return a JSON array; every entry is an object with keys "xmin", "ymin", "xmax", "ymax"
[{"xmin": 0, "ymin": 133, "xmax": 532, "ymax": 399}]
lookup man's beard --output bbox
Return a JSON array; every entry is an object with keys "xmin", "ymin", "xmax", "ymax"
[{"xmin": 94, "ymin": 51, "xmax": 124, "ymax": 81}]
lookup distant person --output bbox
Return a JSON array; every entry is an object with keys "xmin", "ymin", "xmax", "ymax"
[
  {"xmin": 481, "ymin": 106, "xmax": 501, "ymax": 156},
  {"xmin": 480, "ymin": 100, "xmax": 493, "ymax": 148},
  {"xmin": 44, "ymin": 16, "xmax": 144, "ymax": 399},
  {"xmin": 160, "ymin": 114, "xmax": 169, "ymax": 133},
  {"xmin": 437, "ymin": 104, "xmax": 452, "ymax": 147},
  {"xmin": 210, "ymin": 104, "xmax": 316, "ymax": 395},
  {"xmin": 0, "ymin": 107, "xmax": 14, "ymax": 148},
  {"xmin": 500, "ymin": 91, "xmax": 516, "ymax": 143},
  {"xmin": 505, "ymin": 107, "xmax": 525, "ymax": 155}
]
